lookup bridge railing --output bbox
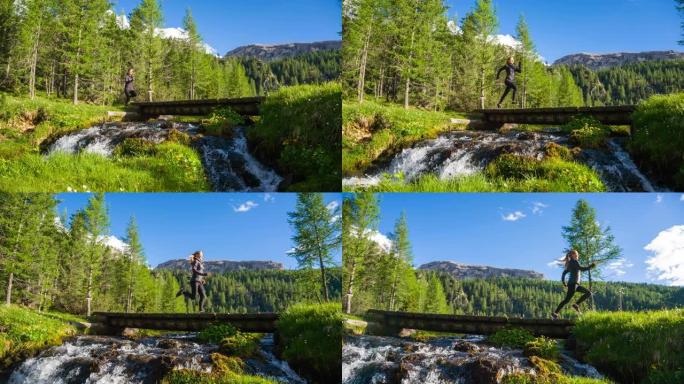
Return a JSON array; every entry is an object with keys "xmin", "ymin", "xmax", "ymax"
[
  {"xmin": 366, "ymin": 309, "xmax": 574, "ymax": 338},
  {"xmin": 477, "ymin": 105, "xmax": 636, "ymax": 126},
  {"xmin": 130, "ymin": 96, "xmax": 266, "ymax": 118}
]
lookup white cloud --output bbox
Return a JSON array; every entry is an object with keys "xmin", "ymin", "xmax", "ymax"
[
  {"xmin": 368, "ymin": 230, "xmax": 392, "ymax": 252},
  {"xmin": 605, "ymin": 258, "xmax": 634, "ymax": 277},
  {"xmin": 155, "ymin": 27, "xmax": 219, "ymax": 56},
  {"xmin": 531, "ymin": 202, "xmax": 549, "ymax": 215},
  {"xmin": 645, "ymin": 225, "xmax": 684, "ymax": 286},
  {"xmin": 233, "ymin": 201, "xmax": 259, "ymax": 213},
  {"xmin": 502, "ymin": 211, "xmax": 526, "ymax": 222},
  {"xmin": 680, "ymin": 194, "xmax": 684, "ymax": 201},
  {"xmin": 655, "ymin": 194, "xmax": 663, "ymax": 204},
  {"xmin": 447, "ymin": 20, "xmax": 461, "ymax": 34},
  {"xmin": 263, "ymin": 193, "xmax": 275, "ymax": 203},
  {"xmin": 326, "ymin": 201, "xmax": 340, "ymax": 212},
  {"xmin": 547, "ymin": 259, "xmax": 563, "ymax": 268}
]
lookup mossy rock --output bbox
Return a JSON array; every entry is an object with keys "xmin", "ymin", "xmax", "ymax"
[
  {"xmin": 219, "ymin": 332, "xmax": 259, "ymax": 358},
  {"xmin": 487, "ymin": 327, "xmax": 535, "ymax": 349},
  {"xmin": 167, "ymin": 129, "xmax": 192, "ymax": 146},
  {"xmin": 211, "ymin": 353, "xmax": 245, "ymax": 374},
  {"xmin": 114, "ymin": 138, "xmax": 157, "ymax": 157},
  {"xmin": 524, "ymin": 337, "xmax": 560, "ymax": 361}
]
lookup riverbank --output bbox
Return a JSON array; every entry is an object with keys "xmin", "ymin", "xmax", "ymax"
[{"xmin": 342, "ymin": 95, "xmax": 676, "ymax": 192}]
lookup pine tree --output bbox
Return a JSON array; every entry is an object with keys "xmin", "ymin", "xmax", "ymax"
[
  {"xmin": 423, "ymin": 273, "xmax": 449, "ymax": 314},
  {"xmin": 387, "ymin": 212, "xmax": 412, "ymax": 311},
  {"xmin": 123, "ymin": 216, "xmax": 144, "ymax": 313},
  {"xmin": 288, "ymin": 193, "xmax": 341, "ymax": 302},
  {"xmin": 469, "ymin": 0, "xmax": 498, "ymax": 109},
  {"xmin": 83, "ymin": 193, "xmax": 109, "ymax": 316},
  {"xmin": 561, "ymin": 199, "xmax": 622, "ymax": 310},
  {"xmin": 130, "ymin": 0, "xmax": 164, "ymax": 102},
  {"xmin": 516, "ymin": 14, "xmax": 534, "ymax": 108}
]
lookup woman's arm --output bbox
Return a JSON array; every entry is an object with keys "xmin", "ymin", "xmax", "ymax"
[
  {"xmin": 496, "ymin": 66, "xmax": 506, "ymax": 80},
  {"xmin": 561, "ymin": 269, "xmax": 568, "ymax": 286},
  {"xmin": 579, "ymin": 262, "xmax": 596, "ymax": 271}
]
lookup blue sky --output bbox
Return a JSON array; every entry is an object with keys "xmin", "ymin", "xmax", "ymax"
[
  {"xmin": 445, "ymin": 0, "xmax": 682, "ymax": 62},
  {"xmin": 56, "ymin": 193, "xmax": 342, "ymax": 270},
  {"xmin": 110, "ymin": 0, "xmax": 341, "ymax": 54},
  {"xmin": 367, "ymin": 193, "xmax": 684, "ymax": 286}
]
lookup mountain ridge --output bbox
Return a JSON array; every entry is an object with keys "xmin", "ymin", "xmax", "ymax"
[
  {"xmin": 419, "ymin": 261, "xmax": 544, "ymax": 280},
  {"xmin": 553, "ymin": 50, "xmax": 684, "ymax": 70},
  {"xmin": 225, "ymin": 40, "xmax": 341, "ymax": 62},
  {"xmin": 156, "ymin": 259, "xmax": 284, "ymax": 273}
]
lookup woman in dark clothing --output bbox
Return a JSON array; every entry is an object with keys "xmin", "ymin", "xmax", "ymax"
[
  {"xmin": 496, "ymin": 57, "xmax": 522, "ymax": 108},
  {"xmin": 124, "ymin": 68, "xmax": 137, "ymax": 106},
  {"xmin": 176, "ymin": 250, "xmax": 209, "ymax": 312},
  {"xmin": 552, "ymin": 250, "xmax": 596, "ymax": 319}
]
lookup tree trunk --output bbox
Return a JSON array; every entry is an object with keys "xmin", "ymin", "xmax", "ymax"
[
  {"xmin": 5, "ymin": 272, "xmax": 13, "ymax": 306},
  {"xmin": 588, "ymin": 269, "xmax": 595, "ymax": 310},
  {"xmin": 479, "ymin": 66, "xmax": 485, "ymax": 109},
  {"xmin": 357, "ymin": 19, "xmax": 373, "ymax": 103},
  {"xmin": 125, "ymin": 257, "xmax": 133, "ymax": 313},
  {"xmin": 29, "ymin": 20, "xmax": 43, "ymax": 100},
  {"xmin": 318, "ymin": 251, "xmax": 329, "ymax": 302},
  {"xmin": 73, "ymin": 27, "xmax": 82, "ymax": 105},
  {"xmin": 86, "ymin": 263, "xmax": 93, "ymax": 316},
  {"xmin": 343, "ymin": 259, "xmax": 357, "ymax": 314},
  {"xmin": 388, "ymin": 264, "xmax": 400, "ymax": 311}
]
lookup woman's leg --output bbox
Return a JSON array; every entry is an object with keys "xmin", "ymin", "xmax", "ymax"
[
  {"xmin": 498, "ymin": 86, "xmax": 511, "ymax": 106},
  {"xmin": 510, "ymin": 83, "xmax": 517, "ymax": 102},
  {"xmin": 574, "ymin": 285, "xmax": 592, "ymax": 305},
  {"xmin": 197, "ymin": 283, "xmax": 207, "ymax": 312},
  {"xmin": 555, "ymin": 283, "xmax": 577, "ymax": 313}
]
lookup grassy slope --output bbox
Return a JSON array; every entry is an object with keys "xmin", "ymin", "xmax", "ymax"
[
  {"xmin": 0, "ymin": 93, "xmax": 209, "ymax": 192},
  {"xmin": 0, "ymin": 305, "xmax": 86, "ymax": 370},
  {"xmin": 573, "ymin": 309, "xmax": 684, "ymax": 384},
  {"xmin": 342, "ymin": 100, "xmax": 607, "ymax": 192},
  {"xmin": 342, "ymin": 100, "xmax": 468, "ymax": 176}
]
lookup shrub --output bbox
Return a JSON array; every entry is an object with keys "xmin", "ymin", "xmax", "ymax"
[
  {"xmin": 211, "ymin": 353, "xmax": 245, "ymax": 374},
  {"xmin": 572, "ymin": 309, "xmax": 684, "ymax": 384},
  {"xmin": 630, "ymin": 93, "xmax": 684, "ymax": 189},
  {"xmin": 202, "ymin": 107, "xmax": 245, "ymax": 136},
  {"xmin": 249, "ymin": 83, "xmax": 341, "ymax": 191},
  {"xmin": 161, "ymin": 370, "xmax": 276, "ymax": 384},
  {"xmin": 524, "ymin": 336, "xmax": 559, "ymax": 361},
  {"xmin": 276, "ymin": 302, "xmax": 342, "ymax": 383},
  {"xmin": 219, "ymin": 332, "xmax": 260, "ymax": 358},
  {"xmin": 487, "ymin": 327, "xmax": 535, "ymax": 349},
  {"xmin": 113, "ymin": 138, "xmax": 157, "ymax": 157},
  {"xmin": 545, "ymin": 142, "xmax": 575, "ymax": 161},
  {"xmin": 564, "ymin": 116, "xmax": 610, "ymax": 149},
  {"xmin": 198, "ymin": 323, "xmax": 237, "ymax": 344},
  {"xmin": 167, "ymin": 129, "xmax": 192, "ymax": 146}
]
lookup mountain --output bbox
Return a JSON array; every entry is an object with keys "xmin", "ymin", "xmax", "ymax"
[
  {"xmin": 156, "ymin": 259, "xmax": 284, "ymax": 273},
  {"xmin": 554, "ymin": 51, "xmax": 684, "ymax": 70},
  {"xmin": 225, "ymin": 41, "xmax": 341, "ymax": 62},
  {"xmin": 419, "ymin": 261, "xmax": 544, "ymax": 280}
]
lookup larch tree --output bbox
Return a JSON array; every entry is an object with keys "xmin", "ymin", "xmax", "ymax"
[
  {"xmin": 83, "ymin": 192, "xmax": 109, "ymax": 316},
  {"xmin": 288, "ymin": 193, "xmax": 341, "ymax": 302},
  {"xmin": 515, "ymin": 14, "xmax": 534, "ymax": 108},
  {"xmin": 130, "ymin": 0, "xmax": 164, "ymax": 102},
  {"xmin": 183, "ymin": 8, "xmax": 201, "ymax": 100},
  {"xmin": 561, "ymin": 199, "xmax": 622, "ymax": 310},
  {"xmin": 124, "ymin": 216, "xmax": 144, "ymax": 313},
  {"xmin": 342, "ymin": 192, "xmax": 379, "ymax": 313},
  {"xmin": 387, "ymin": 212, "xmax": 413, "ymax": 311},
  {"xmin": 469, "ymin": 0, "xmax": 498, "ymax": 109}
]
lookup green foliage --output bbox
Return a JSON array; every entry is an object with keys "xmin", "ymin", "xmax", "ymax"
[
  {"xmin": 342, "ymin": 100, "xmax": 464, "ymax": 175},
  {"xmin": 202, "ymin": 107, "xmax": 245, "ymax": 136},
  {"xmin": 219, "ymin": 332, "xmax": 260, "ymax": 358},
  {"xmin": 198, "ymin": 324, "xmax": 238, "ymax": 344},
  {"xmin": 565, "ymin": 116, "xmax": 610, "ymax": 149},
  {"xmin": 503, "ymin": 357, "xmax": 611, "ymax": 384},
  {"xmin": 276, "ymin": 303, "xmax": 342, "ymax": 384},
  {"xmin": 524, "ymin": 337, "xmax": 560, "ymax": 361},
  {"xmin": 113, "ymin": 138, "xmax": 157, "ymax": 157},
  {"xmin": 630, "ymin": 93, "xmax": 684, "ymax": 189},
  {"xmin": 487, "ymin": 328, "xmax": 535, "ymax": 349},
  {"xmin": 572, "ymin": 309, "xmax": 684, "ymax": 384},
  {"xmin": 0, "ymin": 305, "xmax": 83, "ymax": 369},
  {"xmin": 249, "ymin": 83, "xmax": 341, "ymax": 191},
  {"xmin": 162, "ymin": 369, "xmax": 276, "ymax": 384}
]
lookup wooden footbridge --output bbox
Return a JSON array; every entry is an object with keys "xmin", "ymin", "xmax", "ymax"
[
  {"xmin": 91, "ymin": 312, "xmax": 278, "ymax": 335},
  {"xmin": 366, "ymin": 310, "xmax": 574, "ymax": 339},
  {"xmin": 127, "ymin": 96, "xmax": 265, "ymax": 120},
  {"xmin": 477, "ymin": 105, "xmax": 636, "ymax": 129}
]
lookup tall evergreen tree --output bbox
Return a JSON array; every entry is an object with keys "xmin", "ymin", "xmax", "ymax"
[
  {"xmin": 130, "ymin": 0, "xmax": 163, "ymax": 102},
  {"xmin": 83, "ymin": 193, "xmax": 109, "ymax": 316},
  {"xmin": 561, "ymin": 199, "xmax": 622, "ymax": 309},
  {"xmin": 287, "ymin": 193, "xmax": 341, "ymax": 302}
]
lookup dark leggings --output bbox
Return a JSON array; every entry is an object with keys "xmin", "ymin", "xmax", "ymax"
[
  {"xmin": 183, "ymin": 281, "xmax": 207, "ymax": 312},
  {"xmin": 124, "ymin": 90, "xmax": 136, "ymax": 105},
  {"xmin": 498, "ymin": 80, "xmax": 517, "ymax": 105},
  {"xmin": 555, "ymin": 283, "xmax": 591, "ymax": 313}
]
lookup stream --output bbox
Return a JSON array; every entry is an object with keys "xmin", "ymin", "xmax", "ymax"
[
  {"xmin": 6, "ymin": 334, "xmax": 304, "ymax": 384},
  {"xmin": 343, "ymin": 335, "xmax": 603, "ymax": 384},
  {"xmin": 45, "ymin": 121, "xmax": 282, "ymax": 192},
  {"xmin": 342, "ymin": 130, "xmax": 659, "ymax": 192}
]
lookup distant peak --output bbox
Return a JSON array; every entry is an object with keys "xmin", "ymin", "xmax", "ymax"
[
  {"xmin": 225, "ymin": 40, "xmax": 341, "ymax": 62},
  {"xmin": 419, "ymin": 260, "xmax": 544, "ymax": 280}
]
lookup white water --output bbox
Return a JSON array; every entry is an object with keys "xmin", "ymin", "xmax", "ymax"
[
  {"xmin": 343, "ymin": 335, "xmax": 604, "ymax": 384},
  {"xmin": 8, "ymin": 334, "xmax": 305, "ymax": 384},
  {"xmin": 343, "ymin": 130, "xmax": 660, "ymax": 192},
  {"xmin": 46, "ymin": 122, "xmax": 282, "ymax": 192}
]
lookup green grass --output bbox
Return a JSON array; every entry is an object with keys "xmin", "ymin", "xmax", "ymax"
[
  {"xmin": 0, "ymin": 305, "xmax": 85, "ymax": 369},
  {"xmin": 630, "ymin": 93, "xmax": 684, "ymax": 189},
  {"xmin": 0, "ymin": 93, "xmax": 211, "ymax": 192},
  {"xmin": 342, "ymin": 100, "xmax": 468, "ymax": 176},
  {"xmin": 276, "ymin": 302, "xmax": 342, "ymax": 384},
  {"xmin": 487, "ymin": 328, "xmax": 535, "ymax": 349},
  {"xmin": 248, "ymin": 83, "xmax": 341, "ymax": 192},
  {"xmin": 572, "ymin": 309, "xmax": 684, "ymax": 384}
]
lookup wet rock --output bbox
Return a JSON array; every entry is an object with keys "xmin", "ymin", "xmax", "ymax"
[
  {"xmin": 56, "ymin": 357, "xmax": 95, "ymax": 384},
  {"xmin": 157, "ymin": 338, "xmax": 181, "ymax": 349},
  {"xmin": 517, "ymin": 132, "xmax": 539, "ymax": 141},
  {"xmin": 398, "ymin": 328, "xmax": 416, "ymax": 338},
  {"xmin": 453, "ymin": 340, "xmax": 481, "ymax": 354},
  {"xmin": 464, "ymin": 357, "xmax": 506, "ymax": 384}
]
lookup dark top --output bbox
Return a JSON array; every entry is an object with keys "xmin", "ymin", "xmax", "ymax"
[
  {"xmin": 124, "ymin": 74, "xmax": 135, "ymax": 92},
  {"xmin": 561, "ymin": 259, "xmax": 592, "ymax": 285},
  {"xmin": 191, "ymin": 259, "xmax": 208, "ymax": 283},
  {"xmin": 497, "ymin": 63, "xmax": 522, "ymax": 83}
]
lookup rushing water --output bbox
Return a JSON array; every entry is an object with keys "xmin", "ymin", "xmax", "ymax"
[
  {"xmin": 7, "ymin": 334, "xmax": 304, "ymax": 384},
  {"xmin": 343, "ymin": 335, "xmax": 603, "ymax": 384},
  {"xmin": 342, "ymin": 130, "xmax": 659, "ymax": 192},
  {"xmin": 45, "ymin": 121, "xmax": 282, "ymax": 192}
]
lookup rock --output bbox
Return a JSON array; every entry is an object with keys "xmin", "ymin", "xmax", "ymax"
[
  {"xmin": 56, "ymin": 356, "xmax": 95, "ymax": 383},
  {"xmin": 399, "ymin": 354, "xmax": 424, "ymax": 380},
  {"xmin": 464, "ymin": 357, "xmax": 506, "ymax": 384},
  {"xmin": 419, "ymin": 261, "xmax": 544, "ymax": 280},
  {"xmin": 453, "ymin": 340, "xmax": 481, "ymax": 354},
  {"xmin": 398, "ymin": 328, "xmax": 416, "ymax": 338},
  {"xmin": 156, "ymin": 339, "xmax": 181, "ymax": 349},
  {"xmin": 516, "ymin": 132, "xmax": 539, "ymax": 141},
  {"xmin": 554, "ymin": 51, "xmax": 684, "ymax": 70}
]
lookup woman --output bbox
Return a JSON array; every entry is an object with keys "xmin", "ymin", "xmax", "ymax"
[
  {"xmin": 496, "ymin": 56, "xmax": 522, "ymax": 108},
  {"xmin": 552, "ymin": 250, "xmax": 596, "ymax": 319},
  {"xmin": 124, "ymin": 67, "xmax": 137, "ymax": 106},
  {"xmin": 176, "ymin": 251, "xmax": 209, "ymax": 312}
]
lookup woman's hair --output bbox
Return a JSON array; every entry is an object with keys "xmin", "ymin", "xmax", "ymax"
[
  {"xmin": 507, "ymin": 56, "xmax": 514, "ymax": 64},
  {"xmin": 564, "ymin": 250, "xmax": 578, "ymax": 267},
  {"xmin": 127, "ymin": 67, "xmax": 134, "ymax": 75}
]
